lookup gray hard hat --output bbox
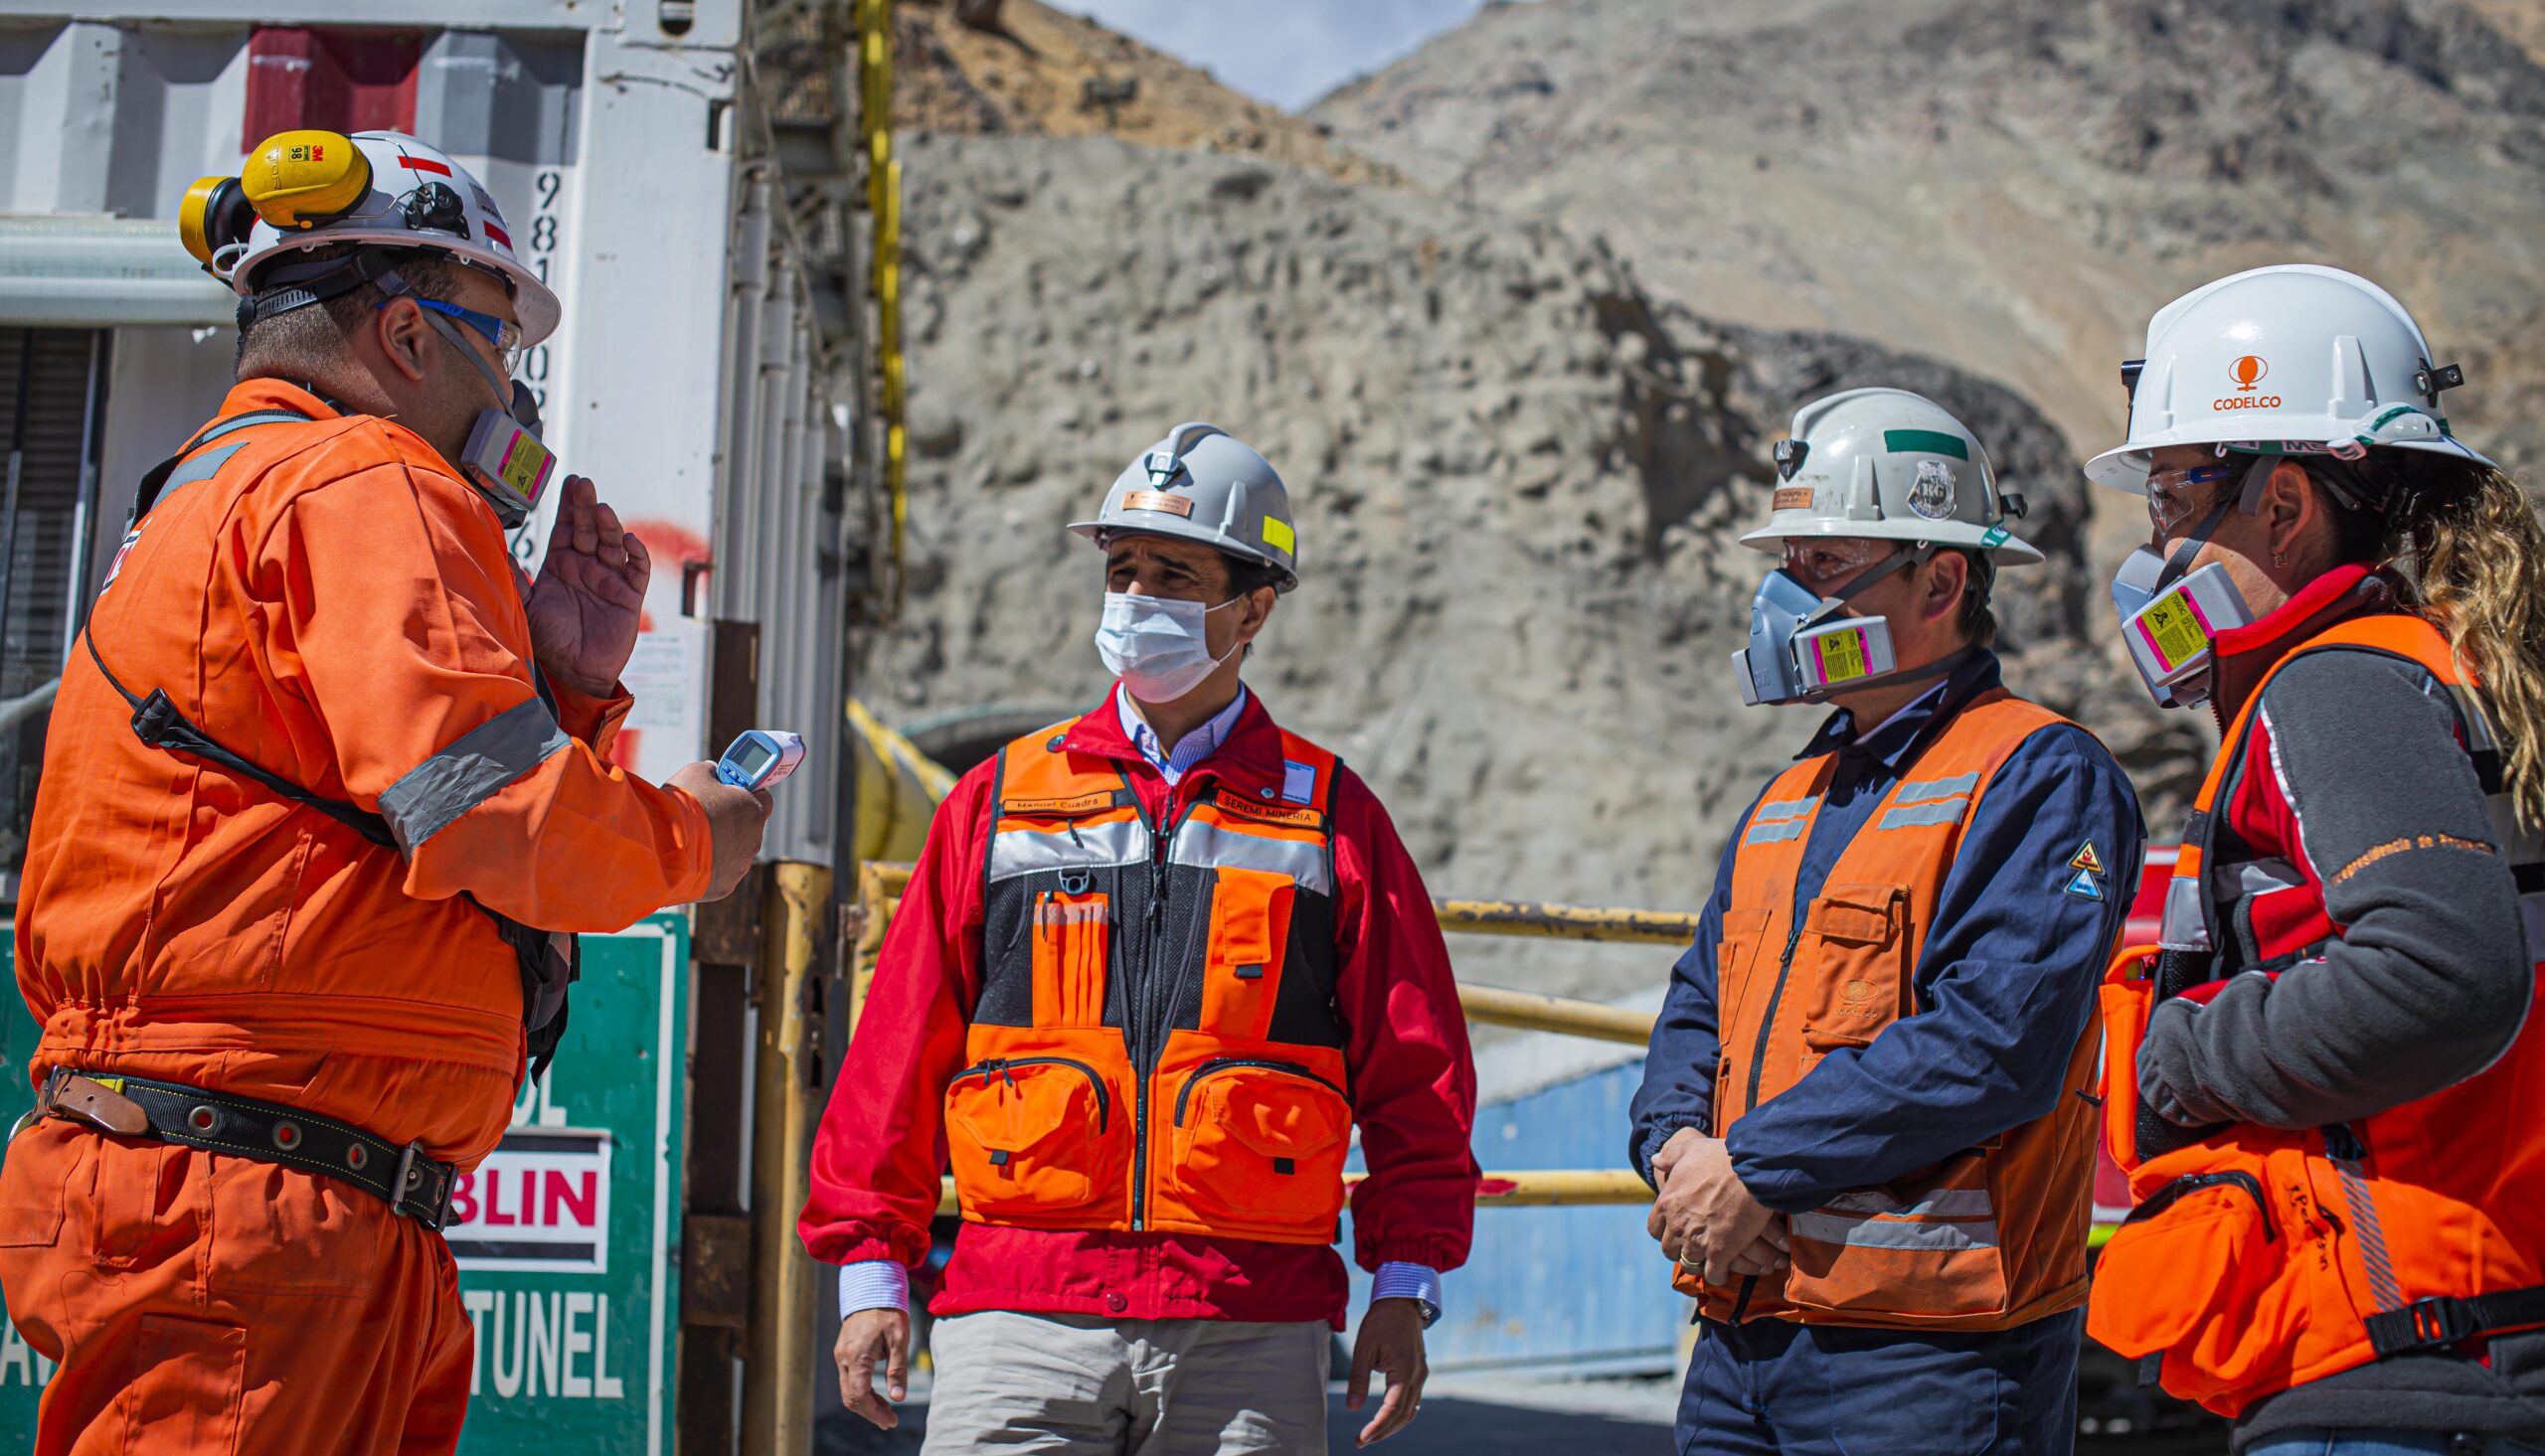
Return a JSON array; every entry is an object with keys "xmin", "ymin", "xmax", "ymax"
[{"xmin": 1068, "ymin": 421, "xmax": 1299, "ymax": 592}]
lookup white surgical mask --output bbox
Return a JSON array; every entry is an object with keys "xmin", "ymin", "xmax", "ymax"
[{"xmin": 1095, "ymin": 591, "xmax": 1240, "ymax": 703}]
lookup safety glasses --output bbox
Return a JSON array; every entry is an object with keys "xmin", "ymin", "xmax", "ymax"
[
  {"xmin": 1782, "ymin": 537, "xmax": 1894, "ymax": 589},
  {"xmin": 381, "ymin": 296, "xmax": 524, "ymax": 377},
  {"xmin": 2145, "ymin": 462, "xmax": 2238, "ymax": 538}
]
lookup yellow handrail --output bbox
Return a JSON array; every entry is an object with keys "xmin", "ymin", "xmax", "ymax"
[
  {"xmin": 1433, "ymin": 896, "xmax": 1699, "ymax": 946},
  {"xmin": 1457, "ymin": 983, "xmax": 1654, "ymax": 1046}
]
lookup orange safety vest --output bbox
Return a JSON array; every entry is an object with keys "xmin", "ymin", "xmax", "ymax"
[
  {"xmin": 1679, "ymin": 688, "xmax": 2103, "ymax": 1331},
  {"xmin": 2091, "ymin": 613, "xmax": 2545, "ymax": 1417},
  {"xmin": 943, "ymin": 723, "xmax": 1352, "ymax": 1243}
]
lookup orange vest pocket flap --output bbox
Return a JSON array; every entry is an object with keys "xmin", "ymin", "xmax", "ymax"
[
  {"xmin": 1804, "ymin": 885, "xmax": 1903, "ymax": 946},
  {"xmin": 1215, "ymin": 1078, "xmax": 1348, "ymax": 1160}
]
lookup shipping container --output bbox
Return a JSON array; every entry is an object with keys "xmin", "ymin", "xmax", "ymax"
[{"xmin": 0, "ymin": 1, "xmax": 886, "ymax": 1450}]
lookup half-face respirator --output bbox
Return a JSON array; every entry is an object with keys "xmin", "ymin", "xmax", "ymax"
[{"xmin": 1732, "ymin": 547, "xmax": 1932, "ymax": 707}]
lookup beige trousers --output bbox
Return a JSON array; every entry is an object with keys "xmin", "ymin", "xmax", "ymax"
[{"xmin": 921, "ymin": 1309, "xmax": 1331, "ymax": 1456}]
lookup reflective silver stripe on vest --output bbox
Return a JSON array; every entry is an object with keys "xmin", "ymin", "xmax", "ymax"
[
  {"xmin": 1894, "ymin": 772, "xmax": 1979, "ymax": 804},
  {"xmin": 987, "ymin": 819, "xmax": 1150, "ymax": 885},
  {"xmin": 1788, "ymin": 1212, "xmax": 2001, "ymax": 1252},
  {"xmin": 2158, "ymin": 874, "xmax": 2211, "ymax": 952},
  {"xmin": 1169, "ymin": 820, "xmax": 1331, "ymax": 897},
  {"xmin": 2449, "ymin": 685, "xmax": 2500, "ymax": 753},
  {"xmin": 2226, "ymin": 857, "xmax": 2306, "ymax": 896},
  {"xmin": 1876, "ymin": 797, "xmax": 1970, "ymax": 832},
  {"xmin": 160, "ymin": 439, "xmax": 255, "ymax": 499},
  {"xmin": 1819, "ymin": 1187, "xmax": 1993, "ymax": 1219},
  {"xmin": 378, "ymin": 697, "xmax": 570, "ymax": 855},
  {"xmin": 1743, "ymin": 796, "xmax": 1819, "ymax": 846}
]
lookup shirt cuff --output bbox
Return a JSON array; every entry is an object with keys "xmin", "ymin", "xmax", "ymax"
[
  {"xmin": 1370, "ymin": 1261, "xmax": 1442, "ymax": 1315},
  {"xmin": 838, "ymin": 1259, "xmax": 910, "ymax": 1319}
]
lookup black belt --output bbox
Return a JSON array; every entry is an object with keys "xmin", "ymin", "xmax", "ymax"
[{"xmin": 32, "ymin": 1067, "xmax": 458, "ymax": 1230}]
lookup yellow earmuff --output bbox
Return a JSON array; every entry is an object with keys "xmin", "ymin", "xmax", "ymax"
[
  {"xmin": 238, "ymin": 130, "xmax": 372, "ymax": 231},
  {"xmin": 177, "ymin": 174, "xmax": 254, "ymax": 268}
]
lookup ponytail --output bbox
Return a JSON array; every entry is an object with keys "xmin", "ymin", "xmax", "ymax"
[{"xmin": 2413, "ymin": 463, "xmax": 2545, "ymax": 834}]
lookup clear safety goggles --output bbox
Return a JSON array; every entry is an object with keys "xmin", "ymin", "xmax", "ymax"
[
  {"xmin": 2144, "ymin": 462, "xmax": 2239, "ymax": 538},
  {"xmin": 384, "ymin": 296, "xmax": 526, "ymax": 377},
  {"xmin": 1780, "ymin": 537, "xmax": 1894, "ymax": 587}
]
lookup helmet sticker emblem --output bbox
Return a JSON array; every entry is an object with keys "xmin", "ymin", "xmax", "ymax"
[
  {"xmin": 1772, "ymin": 486, "xmax": 1813, "ymax": 512},
  {"xmin": 1907, "ymin": 459, "xmax": 1957, "ymax": 521},
  {"xmin": 1120, "ymin": 490, "xmax": 1193, "ymax": 517},
  {"xmin": 2230, "ymin": 355, "xmax": 2269, "ymax": 393}
]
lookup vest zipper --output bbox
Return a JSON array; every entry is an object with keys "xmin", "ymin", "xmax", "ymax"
[
  {"xmin": 1130, "ymin": 791, "xmax": 1188, "ymax": 1231},
  {"xmin": 1729, "ymin": 917, "xmax": 1807, "ymax": 1323},
  {"xmin": 1172, "ymin": 1057, "xmax": 1345, "ymax": 1126},
  {"xmin": 952, "ymin": 1056, "xmax": 1110, "ymax": 1132}
]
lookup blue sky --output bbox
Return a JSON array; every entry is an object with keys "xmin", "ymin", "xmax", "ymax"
[{"xmin": 1069, "ymin": 0, "xmax": 1493, "ymax": 111}]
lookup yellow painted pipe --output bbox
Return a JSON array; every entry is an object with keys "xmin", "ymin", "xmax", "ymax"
[
  {"xmin": 1433, "ymin": 896, "xmax": 1698, "ymax": 946},
  {"xmin": 1457, "ymin": 983, "xmax": 1656, "ymax": 1046}
]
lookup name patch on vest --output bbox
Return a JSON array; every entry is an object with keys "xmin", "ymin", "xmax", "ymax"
[
  {"xmin": 1212, "ymin": 791, "xmax": 1323, "ymax": 829},
  {"xmin": 1000, "ymin": 790, "xmax": 1122, "ymax": 817}
]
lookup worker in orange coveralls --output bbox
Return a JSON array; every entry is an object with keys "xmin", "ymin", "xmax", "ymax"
[{"xmin": 0, "ymin": 129, "xmax": 768, "ymax": 1454}]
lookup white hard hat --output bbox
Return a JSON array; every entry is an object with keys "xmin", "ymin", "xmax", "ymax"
[
  {"xmin": 1741, "ymin": 388, "xmax": 2043, "ymax": 566},
  {"xmin": 1069, "ymin": 421, "xmax": 1300, "ymax": 592},
  {"xmin": 2085, "ymin": 263, "xmax": 2489, "ymax": 493},
  {"xmin": 184, "ymin": 129, "xmax": 560, "ymax": 345}
]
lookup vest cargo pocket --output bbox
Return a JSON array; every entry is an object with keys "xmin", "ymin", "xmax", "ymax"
[
  {"xmin": 2085, "ymin": 1165, "xmax": 2289, "ymax": 1409},
  {"xmin": 1797, "ymin": 884, "xmax": 1908, "ymax": 1052},
  {"xmin": 944, "ymin": 1056, "xmax": 1115, "ymax": 1221},
  {"xmin": 2098, "ymin": 951, "xmax": 2160, "ymax": 1170},
  {"xmin": 1198, "ymin": 868, "xmax": 1294, "ymax": 1041},
  {"xmin": 1032, "ymin": 890, "xmax": 1110, "ymax": 1029},
  {"xmin": 1168, "ymin": 1058, "xmax": 1350, "ymax": 1234},
  {"xmin": 1782, "ymin": 1154, "xmax": 2009, "ymax": 1322}
]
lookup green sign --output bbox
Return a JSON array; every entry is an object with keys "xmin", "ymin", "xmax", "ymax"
[{"xmin": 0, "ymin": 915, "xmax": 688, "ymax": 1454}]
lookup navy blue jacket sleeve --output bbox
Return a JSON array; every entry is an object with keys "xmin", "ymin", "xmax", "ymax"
[
  {"xmin": 1724, "ymin": 727, "xmax": 2143, "ymax": 1213},
  {"xmin": 1627, "ymin": 790, "xmax": 1762, "ymax": 1188}
]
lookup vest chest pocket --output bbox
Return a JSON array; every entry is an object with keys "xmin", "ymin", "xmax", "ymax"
[
  {"xmin": 944, "ymin": 1056, "xmax": 1118, "ymax": 1220},
  {"xmin": 1032, "ymin": 889, "xmax": 1110, "ymax": 1029},
  {"xmin": 1798, "ymin": 884, "xmax": 1909, "ymax": 1052},
  {"xmin": 1167, "ymin": 1058, "xmax": 1350, "ymax": 1234},
  {"xmin": 1199, "ymin": 868, "xmax": 1296, "ymax": 1040}
]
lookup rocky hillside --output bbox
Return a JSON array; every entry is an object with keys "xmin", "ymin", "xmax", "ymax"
[
  {"xmin": 1313, "ymin": 0, "xmax": 2545, "ymax": 498},
  {"xmin": 889, "ymin": 0, "xmax": 1401, "ymax": 186},
  {"xmin": 858, "ymin": 133, "xmax": 2164, "ymax": 1001}
]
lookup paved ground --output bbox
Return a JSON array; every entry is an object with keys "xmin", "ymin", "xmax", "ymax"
[{"xmin": 816, "ymin": 1372, "xmax": 2227, "ymax": 1454}]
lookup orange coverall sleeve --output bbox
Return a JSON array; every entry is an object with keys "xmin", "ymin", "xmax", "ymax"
[{"xmin": 259, "ymin": 452, "xmax": 713, "ymax": 930}]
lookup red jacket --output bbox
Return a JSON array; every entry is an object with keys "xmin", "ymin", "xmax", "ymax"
[{"xmin": 798, "ymin": 690, "xmax": 1477, "ymax": 1327}]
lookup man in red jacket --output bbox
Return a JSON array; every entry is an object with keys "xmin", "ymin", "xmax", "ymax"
[{"xmin": 801, "ymin": 422, "xmax": 1477, "ymax": 1453}]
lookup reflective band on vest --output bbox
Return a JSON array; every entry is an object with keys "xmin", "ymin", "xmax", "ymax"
[
  {"xmin": 953, "ymin": 721, "xmax": 1352, "ymax": 1246},
  {"xmin": 1687, "ymin": 689, "xmax": 2105, "ymax": 1332},
  {"xmin": 2093, "ymin": 612, "xmax": 2545, "ymax": 1420}
]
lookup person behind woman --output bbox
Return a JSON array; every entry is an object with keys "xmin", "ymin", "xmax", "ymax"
[{"xmin": 2085, "ymin": 263, "xmax": 2545, "ymax": 1455}]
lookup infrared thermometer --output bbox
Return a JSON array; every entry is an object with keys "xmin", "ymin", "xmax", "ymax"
[{"xmin": 716, "ymin": 730, "xmax": 805, "ymax": 791}]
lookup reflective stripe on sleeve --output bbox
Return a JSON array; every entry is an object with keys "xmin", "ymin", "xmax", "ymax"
[
  {"xmin": 1170, "ymin": 820, "xmax": 1331, "ymax": 896},
  {"xmin": 378, "ymin": 696, "xmax": 571, "ymax": 855},
  {"xmin": 987, "ymin": 819, "xmax": 1150, "ymax": 884}
]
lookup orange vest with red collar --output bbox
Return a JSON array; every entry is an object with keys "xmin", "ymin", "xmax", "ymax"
[
  {"xmin": 945, "ymin": 721, "xmax": 1354, "ymax": 1244},
  {"xmin": 2091, "ymin": 614, "xmax": 2545, "ymax": 1417},
  {"xmin": 1679, "ymin": 688, "xmax": 2104, "ymax": 1331}
]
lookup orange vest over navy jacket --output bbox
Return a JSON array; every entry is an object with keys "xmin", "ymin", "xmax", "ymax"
[
  {"xmin": 1681, "ymin": 687, "xmax": 2103, "ymax": 1331},
  {"xmin": 946, "ymin": 721, "xmax": 1352, "ymax": 1244},
  {"xmin": 2091, "ymin": 613, "xmax": 2545, "ymax": 1417}
]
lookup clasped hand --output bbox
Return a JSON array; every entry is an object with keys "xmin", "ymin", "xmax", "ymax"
[{"xmin": 1645, "ymin": 1128, "xmax": 1788, "ymax": 1286}]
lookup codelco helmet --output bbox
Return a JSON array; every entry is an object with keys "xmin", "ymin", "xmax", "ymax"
[
  {"xmin": 1069, "ymin": 421, "xmax": 1300, "ymax": 592},
  {"xmin": 179, "ymin": 129, "xmax": 560, "ymax": 345},
  {"xmin": 1742, "ymin": 388, "xmax": 2043, "ymax": 566},
  {"xmin": 2086, "ymin": 263, "xmax": 2489, "ymax": 494}
]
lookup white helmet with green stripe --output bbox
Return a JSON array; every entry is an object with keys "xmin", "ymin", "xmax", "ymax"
[
  {"xmin": 1069, "ymin": 421, "xmax": 1299, "ymax": 592},
  {"xmin": 1740, "ymin": 388, "xmax": 2042, "ymax": 566}
]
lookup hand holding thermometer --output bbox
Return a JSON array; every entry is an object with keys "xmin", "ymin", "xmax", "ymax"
[{"xmin": 717, "ymin": 730, "xmax": 805, "ymax": 791}]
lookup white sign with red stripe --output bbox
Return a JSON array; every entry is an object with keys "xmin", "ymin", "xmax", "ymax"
[{"xmin": 447, "ymin": 1127, "xmax": 612, "ymax": 1275}]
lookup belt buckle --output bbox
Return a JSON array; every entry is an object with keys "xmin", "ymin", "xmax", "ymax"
[{"xmin": 391, "ymin": 1140, "xmax": 454, "ymax": 1231}]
